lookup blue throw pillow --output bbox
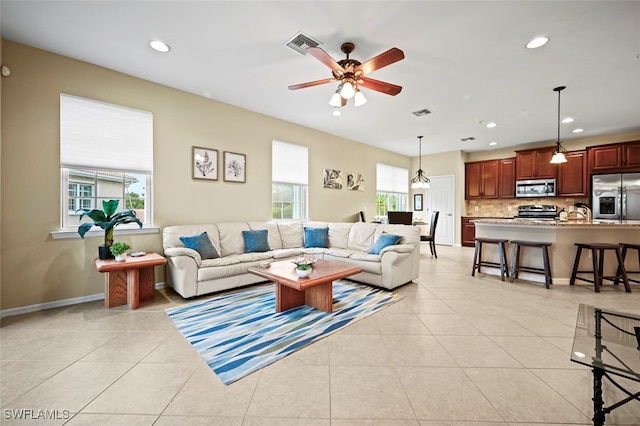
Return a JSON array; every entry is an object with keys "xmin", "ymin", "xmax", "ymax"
[
  {"xmin": 243, "ymin": 229, "xmax": 271, "ymax": 253},
  {"xmin": 179, "ymin": 232, "xmax": 220, "ymax": 259},
  {"xmin": 304, "ymin": 227, "xmax": 329, "ymax": 248},
  {"xmin": 368, "ymin": 234, "xmax": 402, "ymax": 255}
]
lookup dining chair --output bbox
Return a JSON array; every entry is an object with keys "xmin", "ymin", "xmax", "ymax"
[{"xmin": 424, "ymin": 211, "xmax": 440, "ymax": 258}]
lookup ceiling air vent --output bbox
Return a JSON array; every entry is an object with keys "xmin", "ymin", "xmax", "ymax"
[
  {"xmin": 285, "ymin": 31, "xmax": 321, "ymax": 55},
  {"xmin": 412, "ymin": 108, "xmax": 432, "ymax": 117},
  {"xmin": 460, "ymin": 137, "xmax": 476, "ymax": 142}
]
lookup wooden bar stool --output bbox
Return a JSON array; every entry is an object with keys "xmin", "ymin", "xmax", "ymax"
[
  {"xmin": 509, "ymin": 240, "xmax": 553, "ymax": 288},
  {"xmin": 617, "ymin": 242, "xmax": 640, "ymax": 284},
  {"xmin": 472, "ymin": 238, "xmax": 509, "ymax": 281},
  {"xmin": 569, "ymin": 243, "xmax": 631, "ymax": 293}
]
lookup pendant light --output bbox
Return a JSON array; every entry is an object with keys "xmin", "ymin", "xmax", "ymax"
[
  {"xmin": 410, "ymin": 136, "xmax": 431, "ymax": 189},
  {"xmin": 550, "ymin": 85, "xmax": 568, "ymax": 164}
]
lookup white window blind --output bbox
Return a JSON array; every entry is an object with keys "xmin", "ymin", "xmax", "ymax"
[
  {"xmin": 376, "ymin": 163, "xmax": 408, "ymax": 193},
  {"xmin": 60, "ymin": 94, "xmax": 153, "ymax": 173},
  {"xmin": 272, "ymin": 140, "xmax": 308, "ymax": 184}
]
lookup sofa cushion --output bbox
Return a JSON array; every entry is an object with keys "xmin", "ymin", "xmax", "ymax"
[
  {"xmin": 304, "ymin": 227, "xmax": 329, "ymax": 248},
  {"xmin": 347, "ymin": 222, "xmax": 378, "ymax": 252},
  {"xmin": 179, "ymin": 232, "xmax": 220, "ymax": 259},
  {"xmin": 217, "ymin": 222, "xmax": 251, "ymax": 257},
  {"xmin": 249, "ymin": 222, "xmax": 283, "ymax": 250},
  {"xmin": 272, "ymin": 248, "xmax": 304, "ymax": 259},
  {"xmin": 242, "ymin": 229, "xmax": 271, "ymax": 253},
  {"xmin": 277, "ymin": 222, "xmax": 304, "ymax": 248},
  {"xmin": 328, "ymin": 222, "xmax": 352, "ymax": 249},
  {"xmin": 368, "ymin": 233, "xmax": 402, "ymax": 255}
]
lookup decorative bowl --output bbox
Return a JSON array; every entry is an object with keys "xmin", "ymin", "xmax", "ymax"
[{"xmin": 296, "ymin": 268, "xmax": 311, "ymax": 278}]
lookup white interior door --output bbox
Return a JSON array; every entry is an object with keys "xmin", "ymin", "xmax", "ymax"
[{"xmin": 423, "ymin": 175, "xmax": 454, "ymax": 246}]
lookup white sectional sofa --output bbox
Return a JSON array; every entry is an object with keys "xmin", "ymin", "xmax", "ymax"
[{"xmin": 162, "ymin": 221, "xmax": 421, "ymax": 298}]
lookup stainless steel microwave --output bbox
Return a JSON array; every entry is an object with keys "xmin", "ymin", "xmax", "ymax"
[{"xmin": 515, "ymin": 179, "xmax": 556, "ymax": 198}]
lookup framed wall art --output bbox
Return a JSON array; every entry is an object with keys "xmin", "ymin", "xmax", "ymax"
[
  {"xmin": 223, "ymin": 151, "xmax": 246, "ymax": 183},
  {"xmin": 414, "ymin": 193, "xmax": 423, "ymax": 211},
  {"xmin": 323, "ymin": 168, "xmax": 343, "ymax": 189},
  {"xmin": 192, "ymin": 146, "xmax": 218, "ymax": 181},
  {"xmin": 347, "ymin": 172, "xmax": 364, "ymax": 191}
]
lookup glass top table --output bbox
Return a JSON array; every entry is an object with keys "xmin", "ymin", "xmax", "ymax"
[{"xmin": 570, "ymin": 304, "xmax": 640, "ymax": 425}]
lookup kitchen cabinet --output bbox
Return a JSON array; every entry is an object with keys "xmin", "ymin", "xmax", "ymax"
[
  {"xmin": 589, "ymin": 140, "xmax": 640, "ymax": 173},
  {"xmin": 498, "ymin": 157, "xmax": 516, "ymax": 198},
  {"xmin": 557, "ymin": 150, "xmax": 588, "ymax": 197},
  {"xmin": 515, "ymin": 147, "xmax": 557, "ymax": 180},
  {"xmin": 461, "ymin": 217, "xmax": 477, "ymax": 247},
  {"xmin": 465, "ymin": 160, "xmax": 499, "ymax": 199}
]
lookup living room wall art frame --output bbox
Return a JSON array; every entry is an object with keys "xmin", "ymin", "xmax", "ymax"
[
  {"xmin": 192, "ymin": 146, "xmax": 218, "ymax": 181},
  {"xmin": 223, "ymin": 151, "xmax": 246, "ymax": 183},
  {"xmin": 347, "ymin": 172, "xmax": 364, "ymax": 191},
  {"xmin": 323, "ymin": 168, "xmax": 343, "ymax": 189},
  {"xmin": 414, "ymin": 193, "xmax": 423, "ymax": 211}
]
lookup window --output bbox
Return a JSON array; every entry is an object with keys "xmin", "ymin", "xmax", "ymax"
[
  {"xmin": 59, "ymin": 94, "xmax": 153, "ymax": 232},
  {"xmin": 376, "ymin": 163, "xmax": 409, "ymax": 217},
  {"xmin": 272, "ymin": 140, "xmax": 308, "ymax": 221}
]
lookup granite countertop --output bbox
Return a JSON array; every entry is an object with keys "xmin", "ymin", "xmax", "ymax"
[{"xmin": 472, "ymin": 218, "xmax": 640, "ymax": 227}]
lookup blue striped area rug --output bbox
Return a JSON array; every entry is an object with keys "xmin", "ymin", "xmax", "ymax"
[{"xmin": 165, "ymin": 280, "xmax": 403, "ymax": 385}]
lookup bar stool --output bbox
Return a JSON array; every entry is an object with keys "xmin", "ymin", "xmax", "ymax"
[
  {"xmin": 472, "ymin": 238, "xmax": 509, "ymax": 281},
  {"xmin": 617, "ymin": 242, "xmax": 640, "ymax": 284},
  {"xmin": 509, "ymin": 240, "xmax": 553, "ymax": 289},
  {"xmin": 569, "ymin": 243, "xmax": 631, "ymax": 293}
]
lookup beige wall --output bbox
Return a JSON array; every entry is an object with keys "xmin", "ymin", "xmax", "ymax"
[{"xmin": 0, "ymin": 41, "xmax": 409, "ymax": 310}]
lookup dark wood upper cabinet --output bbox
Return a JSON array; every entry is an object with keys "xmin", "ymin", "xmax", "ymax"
[
  {"xmin": 589, "ymin": 140, "xmax": 640, "ymax": 173},
  {"xmin": 498, "ymin": 157, "xmax": 516, "ymax": 198},
  {"xmin": 515, "ymin": 147, "xmax": 557, "ymax": 180},
  {"xmin": 465, "ymin": 160, "xmax": 499, "ymax": 199},
  {"xmin": 557, "ymin": 150, "xmax": 588, "ymax": 197}
]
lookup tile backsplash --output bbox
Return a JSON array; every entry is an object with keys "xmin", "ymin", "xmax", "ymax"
[{"xmin": 465, "ymin": 197, "xmax": 589, "ymax": 217}]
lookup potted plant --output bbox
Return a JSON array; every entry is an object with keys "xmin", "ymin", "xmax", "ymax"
[
  {"xmin": 109, "ymin": 241, "xmax": 131, "ymax": 262},
  {"xmin": 293, "ymin": 256, "xmax": 316, "ymax": 278},
  {"xmin": 77, "ymin": 200, "xmax": 143, "ymax": 259}
]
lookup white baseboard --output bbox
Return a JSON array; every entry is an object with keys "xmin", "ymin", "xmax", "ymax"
[{"xmin": 0, "ymin": 282, "xmax": 166, "ymax": 318}]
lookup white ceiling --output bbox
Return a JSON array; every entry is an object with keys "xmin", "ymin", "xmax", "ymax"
[{"xmin": 2, "ymin": 1, "xmax": 639, "ymax": 157}]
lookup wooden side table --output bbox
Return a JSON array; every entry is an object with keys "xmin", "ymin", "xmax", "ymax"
[{"xmin": 95, "ymin": 253, "xmax": 167, "ymax": 309}]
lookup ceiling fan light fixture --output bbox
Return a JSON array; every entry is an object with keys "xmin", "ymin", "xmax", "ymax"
[
  {"xmin": 340, "ymin": 81, "xmax": 356, "ymax": 99},
  {"xmin": 550, "ymin": 85, "xmax": 568, "ymax": 164},
  {"xmin": 329, "ymin": 86, "xmax": 343, "ymax": 107},
  {"xmin": 354, "ymin": 89, "xmax": 367, "ymax": 107}
]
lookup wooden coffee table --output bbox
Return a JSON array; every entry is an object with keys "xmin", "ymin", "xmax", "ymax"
[{"xmin": 248, "ymin": 259, "xmax": 363, "ymax": 313}]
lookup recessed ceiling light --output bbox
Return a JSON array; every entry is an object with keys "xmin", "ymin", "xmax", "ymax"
[
  {"xmin": 489, "ymin": 141, "xmax": 498, "ymax": 146},
  {"xmin": 562, "ymin": 117, "xmax": 574, "ymax": 123},
  {"xmin": 332, "ymin": 110, "xmax": 341, "ymax": 117},
  {"xmin": 572, "ymin": 128, "xmax": 584, "ymax": 133},
  {"xmin": 526, "ymin": 36, "xmax": 549, "ymax": 49},
  {"xmin": 149, "ymin": 40, "xmax": 171, "ymax": 53},
  {"xmin": 486, "ymin": 122, "xmax": 497, "ymax": 128}
]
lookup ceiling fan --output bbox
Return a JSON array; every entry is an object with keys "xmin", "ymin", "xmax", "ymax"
[{"xmin": 288, "ymin": 42, "xmax": 404, "ymax": 107}]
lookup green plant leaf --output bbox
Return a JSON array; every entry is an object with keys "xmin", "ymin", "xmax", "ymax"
[{"xmin": 102, "ymin": 200, "xmax": 119, "ymax": 217}]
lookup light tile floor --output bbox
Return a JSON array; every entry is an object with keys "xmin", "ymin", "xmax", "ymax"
[{"xmin": 2, "ymin": 244, "xmax": 639, "ymax": 425}]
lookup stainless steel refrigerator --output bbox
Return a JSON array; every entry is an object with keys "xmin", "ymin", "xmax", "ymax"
[{"xmin": 592, "ymin": 173, "xmax": 640, "ymax": 220}]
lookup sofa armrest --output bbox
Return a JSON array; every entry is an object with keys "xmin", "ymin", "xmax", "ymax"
[
  {"xmin": 379, "ymin": 243, "xmax": 415, "ymax": 255},
  {"xmin": 164, "ymin": 247, "xmax": 202, "ymax": 266}
]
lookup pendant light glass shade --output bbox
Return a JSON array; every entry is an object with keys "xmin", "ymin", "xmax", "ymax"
[
  {"xmin": 353, "ymin": 88, "xmax": 367, "ymax": 107},
  {"xmin": 550, "ymin": 86, "xmax": 568, "ymax": 164},
  {"xmin": 410, "ymin": 136, "xmax": 431, "ymax": 189},
  {"xmin": 340, "ymin": 81, "xmax": 356, "ymax": 99}
]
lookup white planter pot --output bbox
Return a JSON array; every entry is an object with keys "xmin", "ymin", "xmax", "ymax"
[
  {"xmin": 115, "ymin": 253, "xmax": 127, "ymax": 262},
  {"xmin": 296, "ymin": 268, "xmax": 311, "ymax": 278}
]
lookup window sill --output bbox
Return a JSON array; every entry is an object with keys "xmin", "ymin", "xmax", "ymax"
[{"xmin": 50, "ymin": 226, "xmax": 160, "ymax": 240}]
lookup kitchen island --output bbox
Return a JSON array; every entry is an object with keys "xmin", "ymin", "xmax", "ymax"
[{"xmin": 473, "ymin": 219, "xmax": 640, "ymax": 285}]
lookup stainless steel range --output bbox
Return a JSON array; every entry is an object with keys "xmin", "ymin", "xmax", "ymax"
[{"xmin": 516, "ymin": 204, "xmax": 558, "ymax": 220}]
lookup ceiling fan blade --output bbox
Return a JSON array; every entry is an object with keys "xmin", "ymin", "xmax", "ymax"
[
  {"xmin": 355, "ymin": 48, "xmax": 404, "ymax": 75},
  {"xmin": 306, "ymin": 47, "xmax": 345, "ymax": 74},
  {"xmin": 341, "ymin": 96, "xmax": 347, "ymax": 107},
  {"xmin": 288, "ymin": 78, "xmax": 336, "ymax": 90},
  {"xmin": 359, "ymin": 77, "xmax": 402, "ymax": 96}
]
